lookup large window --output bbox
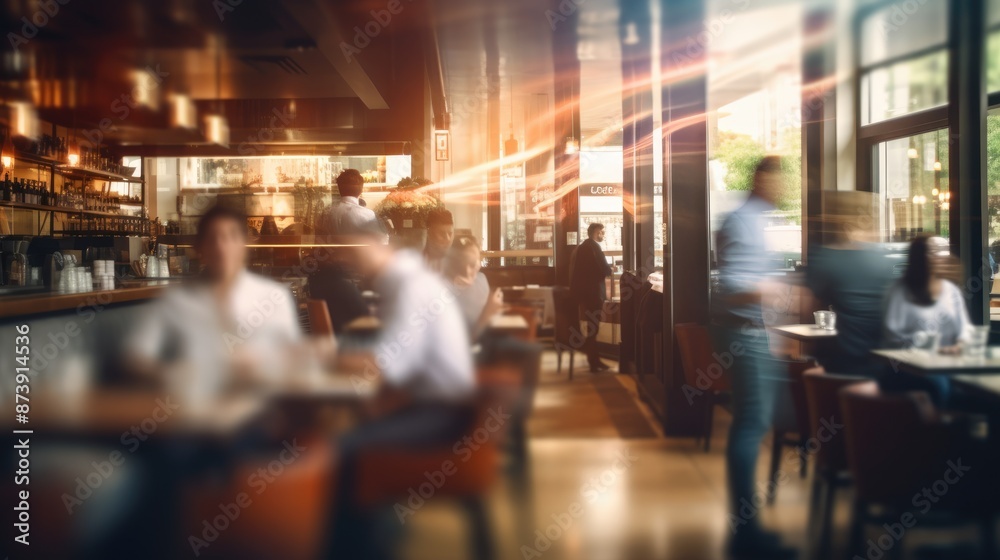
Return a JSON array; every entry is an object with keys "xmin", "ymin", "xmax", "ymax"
[
  {"xmin": 708, "ymin": 3, "xmax": 803, "ymax": 269},
  {"xmin": 874, "ymin": 129, "xmax": 950, "ymax": 242}
]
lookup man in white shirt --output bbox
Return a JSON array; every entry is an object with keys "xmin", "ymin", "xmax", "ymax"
[
  {"xmin": 316, "ymin": 169, "xmax": 383, "ymax": 239},
  {"xmin": 128, "ymin": 205, "xmax": 303, "ymax": 391},
  {"xmin": 325, "ymin": 234, "xmax": 477, "ymax": 558}
]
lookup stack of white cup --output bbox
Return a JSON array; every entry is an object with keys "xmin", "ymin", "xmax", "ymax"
[{"xmin": 93, "ymin": 260, "xmax": 115, "ymax": 291}]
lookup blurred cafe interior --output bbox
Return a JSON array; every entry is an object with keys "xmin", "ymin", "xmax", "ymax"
[{"xmin": 5, "ymin": 0, "xmax": 1000, "ymax": 559}]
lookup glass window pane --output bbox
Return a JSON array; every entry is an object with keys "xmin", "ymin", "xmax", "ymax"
[
  {"xmin": 861, "ymin": 50, "xmax": 948, "ymax": 124},
  {"xmin": 988, "ymin": 30, "xmax": 1000, "ymax": 93},
  {"xmin": 875, "ymin": 129, "xmax": 950, "ymax": 242},
  {"xmin": 859, "ymin": 0, "xmax": 947, "ymax": 68},
  {"xmin": 987, "ymin": 109, "xmax": 1000, "ymax": 263}
]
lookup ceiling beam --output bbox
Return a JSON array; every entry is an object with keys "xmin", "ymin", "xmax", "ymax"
[{"xmin": 283, "ymin": 0, "xmax": 390, "ymax": 110}]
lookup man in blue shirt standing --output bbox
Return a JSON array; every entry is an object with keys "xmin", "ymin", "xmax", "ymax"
[{"xmin": 712, "ymin": 156, "xmax": 796, "ymax": 558}]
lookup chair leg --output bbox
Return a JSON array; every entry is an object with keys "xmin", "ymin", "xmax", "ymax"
[
  {"xmin": 568, "ymin": 351, "xmax": 574, "ymax": 381},
  {"xmin": 817, "ymin": 477, "xmax": 836, "ymax": 560},
  {"xmin": 806, "ymin": 475, "xmax": 824, "ymax": 556},
  {"xmin": 703, "ymin": 399, "xmax": 715, "ymax": 453},
  {"xmin": 463, "ymin": 496, "xmax": 495, "ymax": 560},
  {"xmin": 799, "ymin": 444, "xmax": 808, "ymax": 479},
  {"xmin": 767, "ymin": 430, "xmax": 783, "ymax": 505},
  {"xmin": 556, "ymin": 349, "xmax": 563, "ymax": 373}
]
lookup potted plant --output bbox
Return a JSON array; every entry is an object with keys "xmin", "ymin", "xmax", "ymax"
[{"xmin": 374, "ymin": 177, "xmax": 441, "ymax": 247}]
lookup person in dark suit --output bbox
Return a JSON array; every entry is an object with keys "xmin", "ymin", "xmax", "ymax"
[{"xmin": 569, "ymin": 222, "xmax": 613, "ymax": 372}]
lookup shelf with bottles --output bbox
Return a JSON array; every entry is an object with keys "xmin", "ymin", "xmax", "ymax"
[
  {"xmin": 1, "ymin": 174, "xmax": 139, "ymax": 216},
  {"xmin": 53, "ymin": 216, "xmax": 154, "ymax": 237}
]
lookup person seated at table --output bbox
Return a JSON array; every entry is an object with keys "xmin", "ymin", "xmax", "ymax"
[
  {"xmin": 324, "ymin": 230, "xmax": 476, "ymax": 559},
  {"xmin": 423, "ymin": 207, "xmax": 455, "ymax": 274},
  {"xmin": 127, "ymin": 205, "xmax": 306, "ymax": 391},
  {"xmin": 443, "ymin": 234, "xmax": 505, "ymax": 338},
  {"xmin": 881, "ymin": 235, "xmax": 972, "ymax": 406},
  {"xmin": 806, "ymin": 195, "xmax": 895, "ymax": 377}
]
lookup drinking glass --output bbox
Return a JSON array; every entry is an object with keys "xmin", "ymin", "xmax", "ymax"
[{"xmin": 965, "ymin": 326, "xmax": 990, "ymax": 359}]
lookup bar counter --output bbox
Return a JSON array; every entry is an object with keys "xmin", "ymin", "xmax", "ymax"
[{"xmin": 0, "ymin": 282, "xmax": 174, "ymax": 319}]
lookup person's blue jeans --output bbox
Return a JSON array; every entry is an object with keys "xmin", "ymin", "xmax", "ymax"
[{"xmin": 712, "ymin": 324, "xmax": 781, "ymax": 533}]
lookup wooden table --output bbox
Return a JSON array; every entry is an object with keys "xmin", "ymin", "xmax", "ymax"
[
  {"xmin": 266, "ymin": 372, "xmax": 380, "ymax": 402},
  {"xmin": 769, "ymin": 324, "xmax": 838, "ymax": 342},
  {"xmin": 342, "ymin": 315, "xmax": 380, "ymax": 336},
  {"xmin": 6, "ymin": 390, "xmax": 268, "ymax": 441},
  {"xmin": 872, "ymin": 348, "xmax": 1000, "ymax": 375},
  {"xmin": 342, "ymin": 313, "xmax": 530, "ymax": 337},
  {"xmin": 951, "ymin": 374, "xmax": 1000, "ymax": 401},
  {"xmin": 487, "ymin": 313, "xmax": 530, "ymax": 336}
]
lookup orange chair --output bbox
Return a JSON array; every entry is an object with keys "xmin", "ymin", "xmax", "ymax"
[
  {"xmin": 306, "ymin": 299, "xmax": 335, "ymax": 337},
  {"xmin": 802, "ymin": 369, "xmax": 868, "ymax": 559},
  {"xmin": 675, "ymin": 323, "xmax": 731, "ymax": 452},
  {"xmin": 184, "ymin": 438, "xmax": 335, "ymax": 560},
  {"xmin": 351, "ymin": 365, "xmax": 522, "ymax": 560}
]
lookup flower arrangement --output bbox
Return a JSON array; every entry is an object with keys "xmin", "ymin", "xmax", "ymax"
[{"xmin": 375, "ymin": 177, "xmax": 441, "ymax": 228}]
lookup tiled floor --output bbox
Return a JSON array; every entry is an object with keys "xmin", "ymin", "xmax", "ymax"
[{"xmin": 402, "ymin": 351, "xmax": 818, "ymax": 560}]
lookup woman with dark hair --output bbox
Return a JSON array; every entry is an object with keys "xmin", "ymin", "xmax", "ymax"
[
  {"xmin": 883, "ymin": 235, "xmax": 971, "ymax": 353},
  {"xmin": 881, "ymin": 236, "xmax": 972, "ymax": 407}
]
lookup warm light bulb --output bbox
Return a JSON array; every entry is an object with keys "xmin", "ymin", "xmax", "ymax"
[
  {"xmin": 907, "ymin": 148, "xmax": 918, "ymax": 159},
  {"xmin": 932, "ymin": 188, "xmax": 939, "ymax": 196},
  {"xmin": 1, "ymin": 155, "xmax": 12, "ymax": 168},
  {"xmin": 67, "ymin": 152, "xmax": 79, "ymax": 166},
  {"xmin": 565, "ymin": 138, "xmax": 579, "ymax": 155},
  {"xmin": 942, "ymin": 202, "xmax": 950, "ymax": 211},
  {"xmin": 933, "ymin": 161, "xmax": 942, "ymax": 171}
]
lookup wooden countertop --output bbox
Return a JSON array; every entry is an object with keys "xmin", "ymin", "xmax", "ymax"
[{"xmin": 0, "ymin": 284, "xmax": 170, "ymax": 319}]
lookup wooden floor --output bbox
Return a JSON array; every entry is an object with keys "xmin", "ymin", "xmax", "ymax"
[{"xmin": 399, "ymin": 351, "xmax": 982, "ymax": 560}]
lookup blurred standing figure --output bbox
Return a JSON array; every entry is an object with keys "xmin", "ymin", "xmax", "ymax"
[
  {"xmin": 569, "ymin": 222, "xmax": 612, "ymax": 372},
  {"xmin": 711, "ymin": 156, "xmax": 796, "ymax": 558},
  {"xmin": 316, "ymin": 169, "xmax": 382, "ymax": 238},
  {"xmin": 424, "ymin": 208, "xmax": 455, "ymax": 273},
  {"xmin": 806, "ymin": 194, "xmax": 895, "ymax": 377},
  {"xmin": 310, "ymin": 169, "xmax": 381, "ymax": 333}
]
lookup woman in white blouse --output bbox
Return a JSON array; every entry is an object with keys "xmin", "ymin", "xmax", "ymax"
[
  {"xmin": 881, "ymin": 236, "xmax": 971, "ymax": 406},
  {"xmin": 883, "ymin": 235, "xmax": 971, "ymax": 353}
]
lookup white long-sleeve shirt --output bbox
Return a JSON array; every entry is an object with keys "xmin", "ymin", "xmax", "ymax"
[
  {"xmin": 882, "ymin": 279, "xmax": 972, "ymax": 349},
  {"xmin": 372, "ymin": 251, "xmax": 475, "ymax": 401},
  {"xmin": 129, "ymin": 270, "xmax": 302, "ymax": 389}
]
